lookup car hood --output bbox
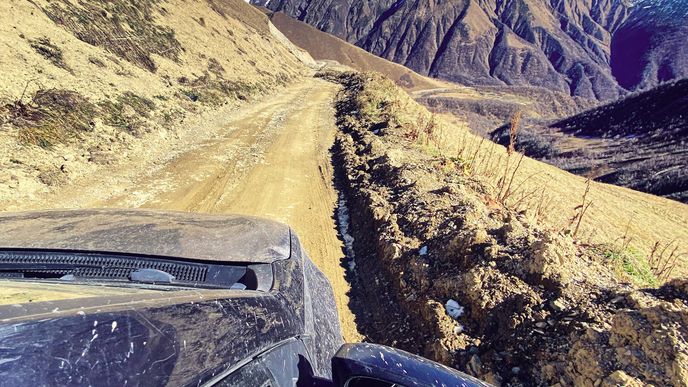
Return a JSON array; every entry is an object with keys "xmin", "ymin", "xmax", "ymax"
[
  {"xmin": 0, "ymin": 280, "xmax": 164, "ymax": 306},
  {"xmin": 0, "ymin": 277, "xmax": 303, "ymax": 386},
  {"xmin": 0, "ymin": 209, "xmax": 291, "ymax": 263}
]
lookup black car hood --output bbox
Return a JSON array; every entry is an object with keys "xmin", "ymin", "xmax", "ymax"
[
  {"xmin": 0, "ymin": 209, "xmax": 291, "ymax": 263},
  {"xmin": 0, "ymin": 248, "xmax": 307, "ymax": 386}
]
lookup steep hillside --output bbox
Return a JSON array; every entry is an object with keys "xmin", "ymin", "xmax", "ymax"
[
  {"xmin": 253, "ymin": 0, "xmax": 687, "ymax": 100},
  {"xmin": 0, "ymin": 0, "xmax": 311, "ymax": 204},
  {"xmin": 415, "ymin": 83, "xmax": 597, "ymax": 135},
  {"xmin": 492, "ymin": 78, "xmax": 688, "ymax": 202},
  {"xmin": 611, "ymin": 0, "xmax": 688, "ymax": 90}
]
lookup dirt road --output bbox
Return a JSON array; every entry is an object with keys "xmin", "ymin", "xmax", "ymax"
[{"xmin": 9, "ymin": 77, "xmax": 361, "ymax": 341}]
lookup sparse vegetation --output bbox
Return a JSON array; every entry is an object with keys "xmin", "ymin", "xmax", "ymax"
[
  {"xmin": 179, "ymin": 73, "xmax": 263, "ymax": 106},
  {"xmin": 648, "ymin": 240, "xmax": 686, "ymax": 282},
  {"xmin": 88, "ymin": 56, "xmax": 106, "ymax": 68},
  {"xmin": 3, "ymin": 89, "xmax": 96, "ymax": 148},
  {"xmin": 491, "ymin": 79, "xmax": 688, "ymax": 203},
  {"xmin": 603, "ymin": 246, "xmax": 658, "ymax": 287},
  {"xmin": 41, "ymin": 0, "xmax": 182, "ymax": 72},
  {"xmin": 208, "ymin": 58, "xmax": 226, "ymax": 76},
  {"xmin": 29, "ymin": 37, "xmax": 70, "ymax": 72},
  {"xmin": 319, "ymin": 71, "xmax": 445, "ymax": 151},
  {"xmin": 327, "ymin": 69, "xmax": 688, "ymax": 386},
  {"xmin": 99, "ymin": 92, "xmax": 155, "ymax": 136},
  {"xmin": 1, "ymin": 0, "xmax": 308, "ymax": 205},
  {"xmin": 564, "ymin": 178, "xmax": 593, "ymax": 237}
]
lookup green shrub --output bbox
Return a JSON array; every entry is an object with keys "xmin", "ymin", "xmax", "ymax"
[{"xmin": 603, "ymin": 246, "xmax": 658, "ymax": 287}]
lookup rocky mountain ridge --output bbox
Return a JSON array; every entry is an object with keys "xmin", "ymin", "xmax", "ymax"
[{"xmin": 252, "ymin": 0, "xmax": 688, "ymax": 100}]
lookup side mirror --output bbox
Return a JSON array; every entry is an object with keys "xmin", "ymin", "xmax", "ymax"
[{"xmin": 331, "ymin": 343, "xmax": 491, "ymax": 387}]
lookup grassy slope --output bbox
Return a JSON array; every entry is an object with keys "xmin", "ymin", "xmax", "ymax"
[
  {"xmin": 323, "ymin": 70, "xmax": 688, "ymax": 281},
  {"xmin": 448, "ymin": 112, "xmax": 688, "ymax": 280},
  {"xmin": 327, "ymin": 70, "xmax": 688, "ymax": 386},
  {"xmin": 0, "ymin": 0, "xmax": 309, "ymax": 205}
]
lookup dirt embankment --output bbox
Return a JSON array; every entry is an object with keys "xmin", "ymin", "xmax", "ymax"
[{"xmin": 326, "ymin": 71, "xmax": 688, "ymax": 386}]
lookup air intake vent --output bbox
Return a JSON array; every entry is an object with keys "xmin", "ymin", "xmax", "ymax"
[{"xmin": 0, "ymin": 251, "xmax": 208, "ymax": 283}]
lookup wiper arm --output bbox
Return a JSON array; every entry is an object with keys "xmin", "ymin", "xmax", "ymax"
[{"xmin": 129, "ymin": 268, "xmax": 175, "ymax": 284}]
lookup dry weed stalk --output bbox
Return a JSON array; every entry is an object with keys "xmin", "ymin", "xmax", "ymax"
[
  {"xmin": 468, "ymin": 137, "xmax": 485, "ymax": 175},
  {"xmin": 507, "ymin": 110, "xmax": 522, "ymax": 156},
  {"xmin": 565, "ymin": 178, "xmax": 593, "ymax": 237},
  {"xmin": 497, "ymin": 153, "xmax": 525, "ymax": 203},
  {"xmin": 619, "ymin": 215, "xmax": 635, "ymax": 250},
  {"xmin": 485, "ymin": 153, "xmax": 503, "ymax": 180},
  {"xmin": 456, "ymin": 130, "xmax": 468, "ymax": 158},
  {"xmin": 477, "ymin": 142, "xmax": 497, "ymax": 177},
  {"xmin": 406, "ymin": 112, "xmax": 422, "ymax": 141},
  {"xmin": 649, "ymin": 240, "xmax": 685, "ymax": 282},
  {"xmin": 533, "ymin": 189, "xmax": 554, "ymax": 223},
  {"xmin": 511, "ymin": 186, "xmax": 540, "ymax": 211}
]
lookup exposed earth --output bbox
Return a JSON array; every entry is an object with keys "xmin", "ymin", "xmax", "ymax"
[{"xmin": 325, "ymin": 70, "xmax": 688, "ymax": 385}]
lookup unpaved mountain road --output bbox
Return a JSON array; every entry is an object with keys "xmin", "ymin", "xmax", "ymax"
[{"xmin": 4, "ymin": 77, "xmax": 361, "ymax": 341}]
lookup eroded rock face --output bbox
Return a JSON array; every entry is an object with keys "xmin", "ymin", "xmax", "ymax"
[
  {"xmin": 253, "ymin": 0, "xmax": 687, "ymax": 100},
  {"xmin": 567, "ymin": 289, "xmax": 688, "ymax": 386}
]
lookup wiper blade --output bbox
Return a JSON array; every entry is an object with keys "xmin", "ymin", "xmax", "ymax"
[
  {"xmin": 0, "ymin": 251, "xmax": 269, "ymax": 290},
  {"xmin": 0, "ymin": 262, "xmax": 102, "ymax": 271}
]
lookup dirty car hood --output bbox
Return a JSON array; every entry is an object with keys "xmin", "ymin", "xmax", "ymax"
[
  {"xmin": 0, "ymin": 278, "xmax": 304, "ymax": 386},
  {"xmin": 0, "ymin": 209, "xmax": 291, "ymax": 263}
]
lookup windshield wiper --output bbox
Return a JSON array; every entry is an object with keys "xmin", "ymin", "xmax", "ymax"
[
  {"xmin": 0, "ymin": 262, "xmax": 102, "ymax": 271},
  {"xmin": 0, "ymin": 250, "xmax": 267, "ymax": 290}
]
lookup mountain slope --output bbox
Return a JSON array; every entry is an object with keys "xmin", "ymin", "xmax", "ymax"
[
  {"xmin": 611, "ymin": 0, "xmax": 688, "ymax": 89},
  {"xmin": 252, "ymin": 0, "xmax": 687, "ymax": 100},
  {"xmin": 0, "ymin": 0, "xmax": 310, "ymax": 203},
  {"xmin": 492, "ymin": 78, "xmax": 688, "ymax": 202},
  {"xmin": 260, "ymin": 9, "xmax": 598, "ymax": 134},
  {"xmin": 259, "ymin": 9, "xmax": 441, "ymax": 90}
]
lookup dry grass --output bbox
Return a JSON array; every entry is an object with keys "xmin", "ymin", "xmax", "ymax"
[
  {"xmin": 1, "ymin": 0, "xmax": 310, "ymax": 208},
  {"xmin": 649, "ymin": 240, "xmax": 686, "ymax": 282},
  {"xmin": 99, "ymin": 91, "xmax": 156, "ymax": 136},
  {"xmin": 29, "ymin": 37, "xmax": 71, "ymax": 72},
  {"xmin": 4, "ymin": 88, "xmax": 96, "ymax": 148},
  {"xmin": 564, "ymin": 178, "xmax": 593, "ymax": 238},
  {"xmin": 40, "ymin": 0, "xmax": 182, "ymax": 72},
  {"xmin": 463, "ymin": 131, "xmax": 687, "ymax": 280},
  {"xmin": 324, "ymin": 68, "xmax": 688, "ymax": 285},
  {"xmin": 342, "ymin": 73, "xmax": 688, "ymax": 282},
  {"xmin": 178, "ymin": 73, "xmax": 265, "ymax": 106}
]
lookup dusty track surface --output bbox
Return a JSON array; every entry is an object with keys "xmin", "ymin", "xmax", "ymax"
[{"xmin": 5, "ymin": 77, "xmax": 361, "ymax": 341}]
